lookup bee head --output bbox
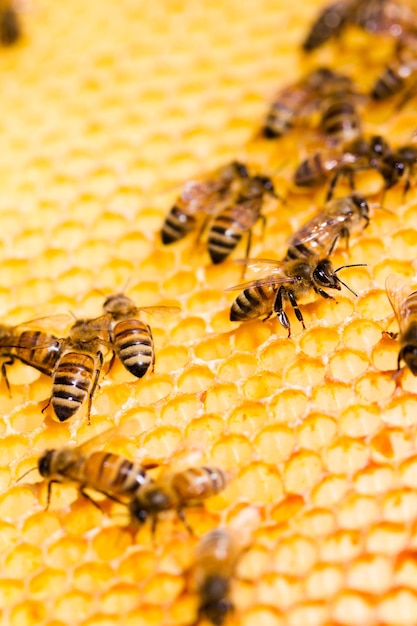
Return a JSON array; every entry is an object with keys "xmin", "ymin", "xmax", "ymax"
[
  {"xmin": 253, "ymin": 175, "xmax": 276, "ymax": 197},
  {"xmin": 400, "ymin": 345, "xmax": 417, "ymax": 376},
  {"xmin": 351, "ymin": 193, "xmax": 369, "ymax": 220},
  {"xmin": 38, "ymin": 450, "xmax": 54, "ymax": 478},
  {"xmin": 312, "ymin": 259, "xmax": 341, "ymax": 290},
  {"xmin": 231, "ymin": 161, "xmax": 249, "ymax": 179},
  {"xmin": 199, "ymin": 577, "xmax": 233, "ymax": 626},
  {"xmin": 371, "ymin": 135, "xmax": 390, "ymax": 158},
  {"xmin": 128, "ymin": 498, "xmax": 148, "ymax": 524}
]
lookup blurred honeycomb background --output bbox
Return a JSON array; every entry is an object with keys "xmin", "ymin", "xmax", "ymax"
[{"xmin": 0, "ymin": 0, "xmax": 417, "ymax": 624}]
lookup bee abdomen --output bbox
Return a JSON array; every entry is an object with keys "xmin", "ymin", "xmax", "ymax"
[
  {"xmin": 0, "ymin": 7, "xmax": 20, "ymax": 46},
  {"xmin": 322, "ymin": 101, "xmax": 361, "ymax": 141},
  {"xmin": 114, "ymin": 320, "xmax": 154, "ymax": 378},
  {"xmin": 208, "ymin": 215, "xmax": 242, "ymax": 264},
  {"xmin": 263, "ymin": 104, "xmax": 293, "ymax": 138},
  {"xmin": 161, "ymin": 206, "xmax": 196, "ymax": 244},
  {"xmin": 230, "ymin": 286, "xmax": 272, "ymax": 321},
  {"xmin": 17, "ymin": 331, "xmax": 60, "ymax": 374},
  {"xmin": 172, "ymin": 466, "xmax": 229, "ymax": 499},
  {"xmin": 372, "ymin": 68, "xmax": 404, "ymax": 100},
  {"xmin": 88, "ymin": 452, "xmax": 148, "ymax": 495},
  {"xmin": 294, "ymin": 153, "xmax": 327, "ymax": 186},
  {"xmin": 52, "ymin": 356, "xmax": 94, "ymax": 422}
]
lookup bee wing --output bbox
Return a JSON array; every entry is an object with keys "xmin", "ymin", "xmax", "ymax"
[
  {"xmin": 232, "ymin": 258, "xmax": 285, "ymax": 274},
  {"xmin": 385, "ymin": 273, "xmax": 415, "ymax": 333},
  {"xmin": 287, "ymin": 211, "xmax": 343, "ymax": 247},
  {"xmin": 131, "ymin": 305, "xmax": 181, "ymax": 320},
  {"xmin": 226, "ymin": 273, "xmax": 296, "ymax": 292},
  {"xmin": 12, "ymin": 313, "xmax": 74, "ymax": 335},
  {"xmin": 74, "ymin": 418, "xmax": 160, "ymax": 466}
]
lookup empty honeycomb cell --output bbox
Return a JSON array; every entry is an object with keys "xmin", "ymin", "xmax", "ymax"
[
  {"xmin": 0, "ymin": 524, "xmax": 19, "ymax": 554},
  {"xmin": 185, "ymin": 413, "xmax": 225, "ymax": 446},
  {"xmin": 46, "ymin": 537, "xmax": 88, "ymax": 570},
  {"xmin": 142, "ymin": 572, "xmax": 185, "ymax": 605},
  {"xmin": 272, "ymin": 536, "xmax": 318, "ymax": 577},
  {"xmin": 194, "ymin": 333, "xmax": 232, "ymax": 362},
  {"xmin": 391, "ymin": 229, "xmax": 417, "ymax": 260},
  {"xmin": 342, "ymin": 319, "xmax": 382, "ymax": 351},
  {"xmin": 240, "ymin": 606, "xmax": 284, "ymax": 626},
  {"xmin": 256, "ymin": 573, "xmax": 302, "ymax": 610},
  {"xmin": 233, "ymin": 321, "xmax": 272, "ymax": 352},
  {"xmin": 259, "ymin": 339, "xmax": 296, "ymax": 371},
  {"xmin": 366, "ymin": 522, "xmax": 409, "ymax": 556},
  {"xmin": 312, "ymin": 381, "xmax": 356, "ymax": 414},
  {"xmin": 123, "ymin": 605, "xmax": 165, "ymax": 626},
  {"xmin": 117, "ymin": 549, "xmax": 157, "ymax": 583},
  {"xmin": 29, "ymin": 567, "xmax": 68, "ymax": 599},
  {"xmin": 21, "ymin": 512, "xmax": 61, "ymax": 546},
  {"xmin": 297, "ymin": 413, "xmax": 337, "ymax": 451},
  {"xmin": 312, "ymin": 476, "xmax": 349, "ymax": 509},
  {"xmin": 211, "ymin": 434, "xmax": 253, "ymax": 469},
  {"xmin": 339, "ymin": 404, "xmax": 381, "ymax": 439},
  {"xmin": 9, "ymin": 599, "xmax": 47, "ymax": 626},
  {"xmin": 243, "ymin": 372, "xmax": 282, "ymax": 400},
  {"xmin": 283, "ymin": 450, "xmax": 322, "ymax": 494},
  {"xmin": 269, "ymin": 390, "xmax": 308, "ymax": 425},
  {"xmin": 287, "ymin": 602, "xmax": 330, "ymax": 626},
  {"xmin": 92, "ymin": 528, "xmax": 132, "ymax": 563},
  {"xmin": 176, "ymin": 365, "xmax": 214, "ymax": 393},
  {"xmin": 357, "ymin": 289, "xmax": 393, "ymax": 320},
  {"xmin": 160, "ymin": 395, "xmax": 201, "ymax": 426},
  {"xmin": 354, "ymin": 464, "xmax": 396, "ymax": 496},
  {"xmin": 234, "ymin": 462, "xmax": 283, "ymax": 505},
  {"xmin": 0, "ymin": 487, "xmax": 38, "ymax": 522},
  {"xmin": 202, "ymin": 382, "xmax": 239, "ymax": 414},
  {"xmin": 384, "ymin": 395, "xmax": 417, "ymax": 427},
  {"xmin": 170, "ymin": 316, "xmax": 207, "ymax": 343},
  {"xmin": 0, "ymin": 579, "xmax": 24, "ymax": 609},
  {"xmin": 54, "ymin": 591, "xmax": 94, "ymax": 623},
  {"xmin": 394, "ymin": 552, "xmax": 417, "ymax": 590},
  {"xmin": 0, "ymin": 259, "xmax": 30, "ymax": 288},
  {"xmin": 371, "ymin": 428, "xmax": 413, "ymax": 463},
  {"xmin": 325, "ymin": 437, "xmax": 368, "ymax": 475},
  {"xmin": 227, "ymin": 401, "xmax": 269, "ymax": 436},
  {"xmin": 4, "ymin": 543, "xmax": 43, "ymax": 579},
  {"xmin": 347, "ymin": 554, "xmax": 392, "ymax": 595},
  {"xmin": 331, "ymin": 591, "xmax": 375, "ymax": 625},
  {"xmin": 163, "ymin": 270, "xmax": 198, "ymax": 297},
  {"xmin": 293, "ymin": 508, "xmax": 336, "ymax": 537},
  {"xmin": 284, "ymin": 356, "xmax": 325, "ymax": 387},
  {"xmin": 355, "ymin": 370, "xmax": 396, "ymax": 404},
  {"xmin": 130, "ymin": 375, "xmax": 173, "ymax": 404},
  {"xmin": 254, "ymin": 424, "xmax": 295, "ymax": 464},
  {"xmin": 378, "ymin": 588, "xmax": 417, "ymax": 625},
  {"xmin": 305, "ymin": 563, "xmax": 344, "ymax": 600},
  {"xmin": 100, "ymin": 583, "xmax": 140, "ymax": 615},
  {"xmin": 337, "ymin": 493, "xmax": 380, "ymax": 531},
  {"xmin": 382, "ymin": 489, "xmax": 417, "ymax": 524},
  {"xmin": 328, "ymin": 348, "xmax": 370, "ymax": 382},
  {"xmin": 321, "ymin": 530, "xmax": 363, "ymax": 564}
]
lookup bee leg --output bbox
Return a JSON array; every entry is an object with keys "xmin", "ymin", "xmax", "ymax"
[
  {"xmin": 402, "ymin": 176, "xmax": 411, "ymax": 200},
  {"xmin": 41, "ymin": 397, "xmax": 51, "ymax": 415},
  {"xmin": 241, "ymin": 230, "xmax": 254, "ymax": 279},
  {"xmin": 326, "ymin": 170, "xmax": 342, "ymax": 201},
  {"xmin": 79, "ymin": 487, "xmax": 103, "ymax": 511},
  {"xmin": 273, "ymin": 287, "xmax": 292, "ymax": 336},
  {"xmin": 196, "ymin": 214, "xmax": 212, "ymax": 244},
  {"xmin": 104, "ymin": 351, "xmax": 116, "ymax": 376},
  {"xmin": 177, "ymin": 508, "xmax": 194, "ymax": 535},
  {"xmin": 327, "ymin": 234, "xmax": 342, "ymax": 256},
  {"xmin": 315, "ymin": 288, "xmax": 335, "ymax": 300},
  {"xmin": 87, "ymin": 352, "xmax": 104, "ymax": 425},
  {"xmin": 287, "ymin": 289, "xmax": 306, "ymax": 331},
  {"xmin": 1, "ymin": 358, "xmax": 13, "ymax": 397},
  {"xmin": 45, "ymin": 479, "xmax": 60, "ymax": 509}
]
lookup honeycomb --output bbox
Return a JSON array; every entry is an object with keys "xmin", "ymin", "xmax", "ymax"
[{"xmin": 0, "ymin": 0, "xmax": 417, "ymax": 624}]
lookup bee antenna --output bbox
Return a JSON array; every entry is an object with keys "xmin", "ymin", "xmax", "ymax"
[
  {"xmin": 369, "ymin": 201, "xmax": 394, "ymax": 215},
  {"xmin": 16, "ymin": 466, "xmax": 38, "ymax": 482},
  {"xmin": 334, "ymin": 263, "xmax": 367, "ymax": 297}
]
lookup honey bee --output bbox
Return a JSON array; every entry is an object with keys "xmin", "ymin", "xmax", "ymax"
[
  {"xmin": 371, "ymin": 47, "xmax": 417, "ymax": 102},
  {"xmin": 303, "ymin": 0, "xmax": 417, "ymax": 51},
  {"xmin": 194, "ymin": 529, "xmax": 239, "ymax": 626},
  {"xmin": 128, "ymin": 466, "xmax": 230, "ymax": 533},
  {"xmin": 207, "ymin": 175, "xmax": 276, "ymax": 265},
  {"xmin": 261, "ymin": 67, "xmax": 339, "ymax": 139},
  {"xmin": 228, "ymin": 257, "xmax": 363, "ymax": 336},
  {"xmin": 303, "ymin": 1, "xmax": 353, "ymax": 51},
  {"xmin": 285, "ymin": 193, "xmax": 370, "ymax": 261},
  {"xmin": 102, "ymin": 292, "xmax": 179, "ymax": 379},
  {"xmin": 45, "ymin": 317, "xmax": 111, "ymax": 423},
  {"xmin": 294, "ymin": 135, "xmax": 391, "ymax": 199},
  {"xmin": 318, "ymin": 73, "xmax": 363, "ymax": 145},
  {"xmin": 0, "ymin": 1, "xmax": 20, "ymax": 46},
  {"xmin": 386, "ymin": 273, "xmax": 417, "ymax": 375},
  {"xmin": 161, "ymin": 161, "xmax": 249, "ymax": 245},
  {"xmin": 37, "ymin": 434, "xmax": 153, "ymax": 509}
]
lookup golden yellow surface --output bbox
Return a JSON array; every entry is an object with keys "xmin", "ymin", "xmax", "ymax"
[{"xmin": 0, "ymin": 0, "xmax": 417, "ymax": 624}]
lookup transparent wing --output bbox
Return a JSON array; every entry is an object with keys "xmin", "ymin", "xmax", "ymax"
[
  {"xmin": 232, "ymin": 258, "xmax": 284, "ymax": 274},
  {"xmin": 385, "ymin": 273, "xmax": 414, "ymax": 334},
  {"xmin": 12, "ymin": 314, "xmax": 74, "ymax": 335},
  {"xmin": 132, "ymin": 305, "xmax": 181, "ymax": 320},
  {"xmin": 287, "ymin": 211, "xmax": 343, "ymax": 247}
]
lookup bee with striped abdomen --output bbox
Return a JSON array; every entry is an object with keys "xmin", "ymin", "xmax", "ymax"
[
  {"xmin": 294, "ymin": 134, "xmax": 391, "ymax": 199},
  {"xmin": 228, "ymin": 257, "xmax": 364, "ymax": 336},
  {"xmin": 0, "ymin": 1, "xmax": 21, "ymax": 46},
  {"xmin": 207, "ymin": 174, "xmax": 277, "ymax": 266},
  {"xmin": 194, "ymin": 529, "xmax": 239, "ymax": 625},
  {"xmin": 45, "ymin": 316, "xmax": 111, "ymax": 423},
  {"xmin": 161, "ymin": 161, "xmax": 249, "ymax": 245},
  {"xmin": 285, "ymin": 193, "xmax": 370, "ymax": 261},
  {"xmin": 102, "ymin": 292, "xmax": 179, "ymax": 379},
  {"xmin": 260, "ymin": 67, "xmax": 339, "ymax": 139},
  {"xmin": 386, "ymin": 274, "xmax": 417, "ymax": 375},
  {"xmin": 128, "ymin": 466, "xmax": 230, "ymax": 533}
]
